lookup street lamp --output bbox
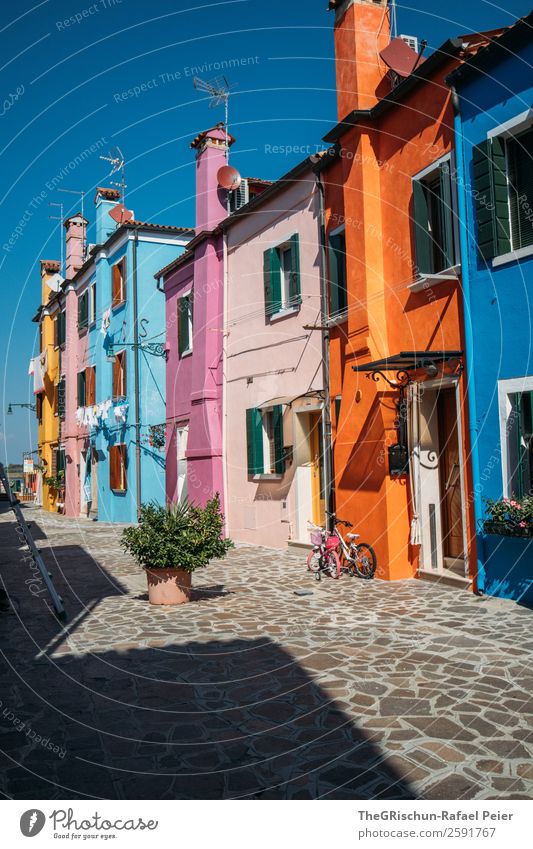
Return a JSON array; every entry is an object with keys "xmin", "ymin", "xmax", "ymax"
[{"xmin": 7, "ymin": 402, "xmax": 36, "ymax": 414}]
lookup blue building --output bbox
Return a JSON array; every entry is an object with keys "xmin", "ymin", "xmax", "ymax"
[
  {"xmin": 449, "ymin": 12, "xmax": 533, "ymax": 605},
  {"xmin": 73, "ymin": 188, "xmax": 192, "ymax": 524}
]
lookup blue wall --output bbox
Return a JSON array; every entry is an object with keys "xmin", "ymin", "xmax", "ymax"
[
  {"xmin": 90, "ymin": 228, "xmax": 188, "ymax": 524},
  {"xmin": 456, "ymin": 42, "xmax": 533, "ymax": 602}
]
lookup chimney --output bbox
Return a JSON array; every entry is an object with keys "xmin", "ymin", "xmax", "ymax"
[
  {"xmin": 94, "ymin": 186, "xmax": 120, "ymax": 245},
  {"xmin": 63, "ymin": 213, "xmax": 88, "ymax": 280},
  {"xmin": 190, "ymin": 123, "xmax": 235, "ymax": 233},
  {"xmin": 329, "ymin": 0, "xmax": 390, "ymax": 119}
]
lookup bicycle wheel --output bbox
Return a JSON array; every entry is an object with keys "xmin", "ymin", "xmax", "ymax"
[
  {"xmin": 351, "ymin": 543, "xmax": 377, "ymax": 579},
  {"xmin": 307, "ymin": 550, "xmax": 322, "ymax": 574},
  {"xmin": 325, "ymin": 549, "xmax": 341, "ymax": 579}
]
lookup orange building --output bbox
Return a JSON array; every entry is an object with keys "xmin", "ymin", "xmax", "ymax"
[{"xmin": 323, "ymin": 0, "xmax": 498, "ymax": 587}]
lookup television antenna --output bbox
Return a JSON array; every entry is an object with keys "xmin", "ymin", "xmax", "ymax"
[
  {"xmin": 100, "ymin": 146, "xmax": 126, "ymax": 205},
  {"xmin": 58, "ymin": 188, "xmax": 86, "ymax": 259},
  {"xmin": 193, "ymin": 76, "xmax": 236, "ymax": 161},
  {"xmin": 48, "ymin": 201, "xmax": 64, "ymax": 277}
]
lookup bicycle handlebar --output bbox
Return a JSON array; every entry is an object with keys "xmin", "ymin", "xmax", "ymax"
[{"xmin": 325, "ymin": 511, "xmax": 353, "ymax": 529}]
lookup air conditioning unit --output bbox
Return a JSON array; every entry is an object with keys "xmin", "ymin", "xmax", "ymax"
[
  {"xmin": 228, "ymin": 179, "xmax": 249, "ymax": 214},
  {"xmin": 400, "ymin": 34, "xmax": 419, "ymax": 53}
]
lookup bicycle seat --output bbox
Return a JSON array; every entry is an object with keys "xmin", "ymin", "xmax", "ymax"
[{"xmin": 346, "ymin": 532, "xmax": 360, "ymax": 540}]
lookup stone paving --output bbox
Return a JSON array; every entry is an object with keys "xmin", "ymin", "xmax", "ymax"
[{"xmin": 0, "ymin": 503, "xmax": 532, "ymax": 799}]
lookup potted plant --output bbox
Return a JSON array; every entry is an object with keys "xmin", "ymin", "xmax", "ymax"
[
  {"xmin": 484, "ymin": 496, "xmax": 533, "ymax": 537},
  {"xmin": 121, "ymin": 494, "xmax": 233, "ymax": 605}
]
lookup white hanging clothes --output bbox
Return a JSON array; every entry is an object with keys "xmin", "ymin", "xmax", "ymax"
[
  {"xmin": 101, "ymin": 308, "xmax": 111, "ymax": 336},
  {"xmin": 33, "ymin": 350, "xmax": 47, "ymax": 394}
]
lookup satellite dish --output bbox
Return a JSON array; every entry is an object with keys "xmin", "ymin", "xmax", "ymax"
[
  {"xmin": 109, "ymin": 203, "xmax": 134, "ymax": 224},
  {"xmin": 46, "ymin": 272, "xmax": 64, "ymax": 292},
  {"xmin": 217, "ymin": 165, "xmax": 242, "ymax": 191}
]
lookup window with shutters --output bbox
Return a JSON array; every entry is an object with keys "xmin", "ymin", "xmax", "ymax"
[
  {"xmin": 77, "ymin": 370, "xmax": 86, "ymax": 407},
  {"xmin": 263, "ymin": 234, "xmax": 301, "ymax": 319},
  {"xmin": 246, "ymin": 405, "xmax": 285, "ymax": 477},
  {"xmin": 55, "ymin": 377, "xmax": 66, "ymax": 418},
  {"xmin": 112, "ymin": 350, "xmax": 127, "ymax": 400},
  {"xmin": 412, "ymin": 159, "xmax": 456, "ymax": 276},
  {"xmin": 507, "ymin": 128, "xmax": 533, "ymax": 252},
  {"xmin": 109, "ymin": 443, "xmax": 127, "ymax": 492},
  {"xmin": 111, "ymin": 258, "xmax": 126, "ymax": 309},
  {"xmin": 328, "ymin": 229, "xmax": 348, "ymax": 319},
  {"xmin": 498, "ymin": 378, "xmax": 533, "ymax": 500},
  {"xmin": 36, "ymin": 393, "xmax": 43, "ymax": 424},
  {"xmin": 78, "ymin": 290, "xmax": 89, "ymax": 331},
  {"xmin": 55, "ymin": 310, "xmax": 66, "ymax": 348},
  {"xmin": 89, "ymin": 282, "xmax": 97, "ymax": 326},
  {"xmin": 86, "ymin": 365, "xmax": 96, "ymax": 406},
  {"xmin": 177, "ymin": 294, "xmax": 193, "ymax": 357}
]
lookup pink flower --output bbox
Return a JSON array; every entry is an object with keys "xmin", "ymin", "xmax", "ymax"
[{"xmin": 520, "ymin": 522, "xmax": 527, "ymax": 528}]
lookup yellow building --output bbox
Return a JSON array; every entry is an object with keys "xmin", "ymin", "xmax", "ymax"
[{"xmin": 33, "ymin": 260, "xmax": 64, "ymax": 513}]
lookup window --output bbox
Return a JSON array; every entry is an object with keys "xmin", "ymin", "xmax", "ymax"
[
  {"xmin": 176, "ymin": 424, "xmax": 189, "ymax": 503},
  {"xmin": 36, "ymin": 393, "xmax": 43, "ymax": 425},
  {"xmin": 335, "ymin": 395, "xmax": 342, "ymax": 428},
  {"xmin": 55, "ymin": 377, "xmax": 66, "ymax": 418},
  {"xmin": 112, "ymin": 350, "xmax": 126, "ymax": 400},
  {"xmin": 52, "ymin": 446, "xmax": 65, "ymax": 477},
  {"xmin": 507, "ymin": 391, "xmax": 533, "ymax": 498},
  {"xmin": 55, "ymin": 310, "xmax": 66, "ymax": 348},
  {"xmin": 78, "ymin": 290, "xmax": 89, "ymax": 331},
  {"xmin": 86, "ymin": 365, "xmax": 96, "ymax": 406},
  {"xmin": 263, "ymin": 234, "xmax": 301, "ymax": 318},
  {"xmin": 109, "ymin": 444, "xmax": 127, "ymax": 492},
  {"xmin": 246, "ymin": 405, "xmax": 285, "ymax": 476},
  {"xmin": 89, "ymin": 282, "xmax": 96, "ymax": 326},
  {"xmin": 177, "ymin": 294, "xmax": 193, "ymax": 357},
  {"xmin": 507, "ymin": 129, "xmax": 533, "ymax": 252},
  {"xmin": 77, "ymin": 370, "xmax": 86, "ymax": 407},
  {"xmin": 111, "ymin": 258, "xmax": 126, "ymax": 309},
  {"xmin": 412, "ymin": 160, "xmax": 456, "ymax": 275},
  {"xmin": 328, "ymin": 230, "xmax": 348, "ymax": 318}
]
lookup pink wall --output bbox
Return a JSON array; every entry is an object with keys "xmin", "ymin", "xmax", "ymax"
[
  {"xmin": 224, "ymin": 168, "xmax": 324, "ymax": 547},
  {"xmin": 164, "ymin": 125, "xmax": 232, "ymax": 510}
]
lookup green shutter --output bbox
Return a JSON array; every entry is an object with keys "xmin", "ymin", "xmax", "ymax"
[
  {"xmin": 246, "ymin": 408, "xmax": 264, "ymax": 476},
  {"xmin": 78, "ymin": 292, "xmax": 88, "ymax": 329},
  {"xmin": 473, "ymin": 138, "xmax": 511, "ymax": 260},
  {"xmin": 57, "ymin": 378, "xmax": 66, "ymax": 417},
  {"xmin": 289, "ymin": 234, "xmax": 301, "ymax": 307},
  {"xmin": 272, "ymin": 404, "xmax": 285, "ymax": 474},
  {"xmin": 77, "ymin": 371, "xmax": 86, "ymax": 407},
  {"xmin": 264, "ymin": 247, "xmax": 281, "ymax": 317},
  {"xmin": 507, "ymin": 129, "xmax": 533, "ymax": 251},
  {"xmin": 413, "ymin": 179, "xmax": 433, "ymax": 275},
  {"xmin": 439, "ymin": 161, "xmax": 455, "ymax": 269},
  {"xmin": 329, "ymin": 232, "xmax": 347, "ymax": 316},
  {"xmin": 515, "ymin": 393, "xmax": 525, "ymax": 499},
  {"xmin": 335, "ymin": 395, "xmax": 342, "ymax": 427},
  {"xmin": 177, "ymin": 296, "xmax": 190, "ymax": 356}
]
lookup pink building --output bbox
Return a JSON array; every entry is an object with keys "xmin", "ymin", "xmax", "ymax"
[
  {"xmin": 223, "ymin": 159, "xmax": 325, "ymax": 548},
  {"xmin": 158, "ymin": 125, "xmax": 234, "ymax": 509}
]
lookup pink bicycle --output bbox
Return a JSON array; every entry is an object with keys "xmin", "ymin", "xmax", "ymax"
[{"xmin": 306, "ymin": 522, "xmax": 342, "ymax": 581}]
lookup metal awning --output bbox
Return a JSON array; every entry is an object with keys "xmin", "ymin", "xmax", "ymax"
[
  {"xmin": 352, "ymin": 350, "xmax": 463, "ymax": 376},
  {"xmin": 257, "ymin": 390, "xmax": 324, "ymax": 409}
]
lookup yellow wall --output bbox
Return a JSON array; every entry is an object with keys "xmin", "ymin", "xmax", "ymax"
[{"xmin": 37, "ymin": 267, "xmax": 60, "ymax": 512}]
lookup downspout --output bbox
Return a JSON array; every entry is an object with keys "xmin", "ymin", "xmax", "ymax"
[
  {"xmin": 222, "ymin": 228, "xmax": 229, "ymax": 536},
  {"xmin": 132, "ymin": 229, "xmax": 142, "ymax": 521},
  {"xmin": 451, "ymin": 86, "xmax": 485, "ymax": 594},
  {"xmin": 313, "ymin": 166, "xmax": 335, "ymax": 532}
]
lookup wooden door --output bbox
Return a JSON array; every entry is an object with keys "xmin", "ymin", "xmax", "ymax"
[
  {"xmin": 310, "ymin": 413, "xmax": 326, "ymax": 526},
  {"xmin": 437, "ymin": 389, "xmax": 464, "ymax": 558}
]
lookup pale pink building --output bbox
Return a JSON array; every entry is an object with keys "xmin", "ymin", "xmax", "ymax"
[{"xmin": 223, "ymin": 160, "xmax": 325, "ymax": 548}]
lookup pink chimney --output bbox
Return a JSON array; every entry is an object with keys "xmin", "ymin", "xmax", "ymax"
[
  {"xmin": 63, "ymin": 213, "xmax": 88, "ymax": 280},
  {"xmin": 190, "ymin": 123, "xmax": 235, "ymax": 233}
]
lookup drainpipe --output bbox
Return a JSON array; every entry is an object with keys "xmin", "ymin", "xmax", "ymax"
[
  {"xmin": 313, "ymin": 166, "xmax": 335, "ymax": 532},
  {"xmin": 451, "ymin": 86, "xmax": 485, "ymax": 594},
  {"xmin": 132, "ymin": 229, "xmax": 142, "ymax": 521}
]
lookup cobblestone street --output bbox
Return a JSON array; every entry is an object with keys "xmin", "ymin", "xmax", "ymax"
[{"xmin": 1, "ymin": 503, "xmax": 532, "ymax": 800}]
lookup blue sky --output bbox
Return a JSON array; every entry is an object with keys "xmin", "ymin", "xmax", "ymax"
[{"xmin": 0, "ymin": 0, "xmax": 528, "ymax": 463}]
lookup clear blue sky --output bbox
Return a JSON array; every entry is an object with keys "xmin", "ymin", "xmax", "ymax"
[{"xmin": 0, "ymin": 0, "xmax": 528, "ymax": 463}]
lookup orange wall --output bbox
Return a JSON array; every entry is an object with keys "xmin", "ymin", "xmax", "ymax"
[{"xmin": 327, "ymin": 64, "xmax": 475, "ymax": 581}]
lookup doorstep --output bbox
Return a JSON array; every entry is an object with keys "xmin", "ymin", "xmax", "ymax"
[
  {"xmin": 417, "ymin": 567, "xmax": 472, "ymax": 590},
  {"xmin": 288, "ymin": 539, "xmax": 313, "ymax": 552}
]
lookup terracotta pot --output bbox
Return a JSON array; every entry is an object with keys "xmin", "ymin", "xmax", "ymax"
[{"xmin": 145, "ymin": 567, "xmax": 192, "ymax": 605}]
